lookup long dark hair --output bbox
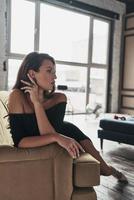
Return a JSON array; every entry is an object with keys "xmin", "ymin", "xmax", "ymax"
[{"xmin": 13, "ymin": 52, "xmax": 56, "ymax": 98}]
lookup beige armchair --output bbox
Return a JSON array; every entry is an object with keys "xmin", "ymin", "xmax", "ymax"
[{"xmin": 0, "ymin": 91, "xmax": 100, "ymax": 200}]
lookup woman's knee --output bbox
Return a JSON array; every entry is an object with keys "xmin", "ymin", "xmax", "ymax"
[{"xmin": 80, "ymin": 138, "xmax": 93, "ymax": 146}]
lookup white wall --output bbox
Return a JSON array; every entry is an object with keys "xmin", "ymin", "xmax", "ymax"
[{"xmin": 0, "ymin": 0, "xmax": 126, "ymax": 112}]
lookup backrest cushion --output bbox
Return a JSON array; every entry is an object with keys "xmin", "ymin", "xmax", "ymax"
[{"xmin": 0, "ymin": 91, "xmax": 13, "ymax": 146}]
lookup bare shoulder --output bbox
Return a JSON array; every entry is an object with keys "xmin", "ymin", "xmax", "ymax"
[
  {"xmin": 53, "ymin": 92, "xmax": 67, "ymax": 103},
  {"xmin": 8, "ymin": 89, "xmax": 25, "ymax": 113}
]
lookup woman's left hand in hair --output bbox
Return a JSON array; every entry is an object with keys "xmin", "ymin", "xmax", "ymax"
[{"xmin": 20, "ymin": 73, "xmax": 40, "ymax": 104}]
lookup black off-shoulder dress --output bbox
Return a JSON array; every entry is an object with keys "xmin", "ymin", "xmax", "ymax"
[{"xmin": 9, "ymin": 102, "xmax": 89, "ymax": 147}]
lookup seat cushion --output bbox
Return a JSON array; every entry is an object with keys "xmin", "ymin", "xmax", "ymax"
[
  {"xmin": 100, "ymin": 119, "xmax": 134, "ymax": 135},
  {"xmin": 73, "ymin": 153, "xmax": 100, "ymax": 187}
]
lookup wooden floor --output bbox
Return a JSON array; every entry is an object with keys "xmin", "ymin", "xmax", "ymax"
[{"xmin": 65, "ymin": 114, "xmax": 134, "ymax": 200}]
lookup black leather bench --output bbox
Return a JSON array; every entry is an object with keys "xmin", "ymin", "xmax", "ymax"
[{"xmin": 98, "ymin": 118, "xmax": 134, "ymax": 150}]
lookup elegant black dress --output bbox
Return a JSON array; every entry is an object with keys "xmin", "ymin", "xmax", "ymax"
[{"xmin": 8, "ymin": 102, "xmax": 89, "ymax": 147}]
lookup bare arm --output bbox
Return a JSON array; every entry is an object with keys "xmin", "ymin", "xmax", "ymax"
[
  {"xmin": 18, "ymin": 133, "xmax": 58, "ymax": 148},
  {"xmin": 18, "ymin": 133, "xmax": 85, "ymax": 160}
]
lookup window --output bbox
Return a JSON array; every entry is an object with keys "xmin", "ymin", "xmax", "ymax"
[
  {"xmin": 56, "ymin": 64, "xmax": 87, "ymax": 113},
  {"xmin": 88, "ymin": 68, "xmax": 107, "ymax": 112},
  {"xmin": 11, "ymin": 0, "xmax": 35, "ymax": 54},
  {"xmin": 8, "ymin": 59, "xmax": 22, "ymax": 90},
  {"xmin": 40, "ymin": 4, "xmax": 90, "ymax": 63},
  {"xmin": 7, "ymin": 0, "xmax": 111, "ymax": 114},
  {"xmin": 92, "ymin": 19, "xmax": 109, "ymax": 64}
]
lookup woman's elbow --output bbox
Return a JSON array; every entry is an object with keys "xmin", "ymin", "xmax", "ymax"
[{"xmin": 17, "ymin": 138, "xmax": 30, "ymax": 148}]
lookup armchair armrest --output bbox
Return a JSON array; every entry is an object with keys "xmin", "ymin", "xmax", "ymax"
[
  {"xmin": 0, "ymin": 143, "xmax": 73, "ymax": 200},
  {"xmin": 0, "ymin": 143, "xmax": 64, "ymax": 162},
  {"xmin": 73, "ymin": 153, "xmax": 100, "ymax": 187}
]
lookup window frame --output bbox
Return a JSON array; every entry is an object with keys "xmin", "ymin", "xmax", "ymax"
[{"xmin": 6, "ymin": 0, "xmax": 112, "ymax": 113}]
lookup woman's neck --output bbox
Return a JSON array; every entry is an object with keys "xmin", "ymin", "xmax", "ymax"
[
  {"xmin": 26, "ymin": 88, "xmax": 48, "ymax": 105},
  {"xmin": 38, "ymin": 88, "xmax": 45, "ymax": 103}
]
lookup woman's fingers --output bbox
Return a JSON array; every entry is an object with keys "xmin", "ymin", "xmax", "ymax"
[
  {"xmin": 67, "ymin": 141, "xmax": 80, "ymax": 158},
  {"xmin": 67, "ymin": 143, "xmax": 77, "ymax": 158},
  {"xmin": 23, "ymin": 89, "xmax": 31, "ymax": 93},
  {"xmin": 68, "ymin": 147, "xmax": 76, "ymax": 158},
  {"xmin": 20, "ymin": 73, "xmax": 37, "ymax": 87},
  {"xmin": 27, "ymin": 73, "xmax": 36, "ymax": 85},
  {"xmin": 20, "ymin": 80, "xmax": 31, "ymax": 86},
  {"xmin": 21, "ymin": 86, "xmax": 32, "ymax": 90},
  {"xmin": 72, "ymin": 143, "xmax": 80, "ymax": 157},
  {"xmin": 66, "ymin": 139, "xmax": 85, "ymax": 158},
  {"xmin": 76, "ymin": 141, "xmax": 85, "ymax": 153}
]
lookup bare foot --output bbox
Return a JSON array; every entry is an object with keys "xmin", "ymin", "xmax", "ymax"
[{"xmin": 110, "ymin": 166, "xmax": 128, "ymax": 184}]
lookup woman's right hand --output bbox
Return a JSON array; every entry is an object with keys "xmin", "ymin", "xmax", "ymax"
[
  {"xmin": 56, "ymin": 134, "xmax": 85, "ymax": 158},
  {"xmin": 20, "ymin": 73, "xmax": 40, "ymax": 104}
]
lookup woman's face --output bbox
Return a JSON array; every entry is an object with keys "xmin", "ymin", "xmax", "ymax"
[{"xmin": 33, "ymin": 59, "xmax": 57, "ymax": 91}]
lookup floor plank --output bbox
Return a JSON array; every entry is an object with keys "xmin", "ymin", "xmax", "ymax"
[{"xmin": 65, "ymin": 114, "xmax": 134, "ymax": 200}]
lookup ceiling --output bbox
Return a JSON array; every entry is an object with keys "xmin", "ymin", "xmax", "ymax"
[{"xmin": 116, "ymin": 0, "xmax": 134, "ymax": 13}]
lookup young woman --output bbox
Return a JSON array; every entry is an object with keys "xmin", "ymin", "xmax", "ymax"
[{"xmin": 8, "ymin": 52, "xmax": 128, "ymax": 183}]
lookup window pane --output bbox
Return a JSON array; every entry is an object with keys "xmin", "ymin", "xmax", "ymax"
[
  {"xmin": 56, "ymin": 64, "xmax": 87, "ymax": 113},
  {"xmin": 92, "ymin": 19, "xmax": 109, "ymax": 64},
  {"xmin": 8, "ymin": 59, "xmax": 22, "ymax": 90},
  {"xmin": 88, "ymin": 68, "xmax": 107, "ymax": 112},
  {"xmin": 11, "ymin": 0, "xmax": 35, "ymax": 54},
  {"xmin": 40, "ymin": 4, "xmax": 90, "ymax": 63}
]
